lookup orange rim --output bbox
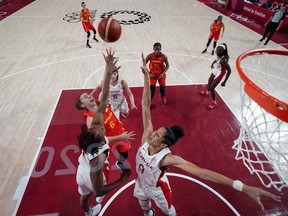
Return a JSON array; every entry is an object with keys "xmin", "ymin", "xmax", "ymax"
[{"xmin": 236, "ymin": 49, "xmax": 288, "ymax": 123}]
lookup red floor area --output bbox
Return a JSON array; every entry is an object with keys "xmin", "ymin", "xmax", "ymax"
[
  {"xmin": 16, "ymin": 85, "xmax": 288, "ymax": 216},
  {"xmin": 0, "ymin": 0, "xmax": 34, "ymax": 21}
]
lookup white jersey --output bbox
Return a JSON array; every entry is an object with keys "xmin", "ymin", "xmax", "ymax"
[
  {"xmin": 212, "ymin": 56, "xmax": 224, "ymax": 76},
  {"xmin": 109, "ymin": 79, "xmax": 126, "ymax": 108},
  {"xmin": 135, "ymin": 142, "xmax": 171, "ymax": 187},
  {"xmin": 76, "ymin": 136, "xmax": 110, "ymax": 196}
]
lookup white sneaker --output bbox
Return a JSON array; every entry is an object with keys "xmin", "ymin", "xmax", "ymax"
[
  {"xmin": 96, "ymin": 195, "xmax": 104, "ymax": 203},
  {"xmin": 85, "ymin": 204, "xmax": 101, "ymax": 216}
]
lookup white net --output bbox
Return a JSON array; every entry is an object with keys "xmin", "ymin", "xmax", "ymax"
[{"xmin": 233, "ymin": 49, "xmax": 288, "ymax": 191}]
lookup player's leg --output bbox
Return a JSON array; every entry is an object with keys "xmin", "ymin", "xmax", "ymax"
[
  {"xmin": 134, "ymin": 182, "xmax": 155, "ymax": 216},
  {"xmin": 211, "ymin": 34, "xmax": 220, "ymax": 55},
  {"xmin": 150, "ymin": 182, "xmax": 177, "ymax": 216},
  {"xmin": 207, "ymin": 79, "xmax": 220, "ymax": 109},
  {"xmin": 120, "ymin": 99, "xmax": 129, "ymax": 118},
  {"xmin": 159, "ymin": 75, "xmax": 167, "ymax": 105},
  {"xmin": 202, "ymin": 36, "xmax": 213, "ymax": 53},
  {"xmin": 92, "ymin": 28, "xmax": 99, "ymax": 42},
  {"xmin": 110, "ymin": 140, "xmax": 131, "ymax": 170},
  {"xmin": 86, "ymin": 31, "xmax": 92, "ymax": 48},
  {"xmin": 200, "ymin": 73, "xmax": 215, "ymax": 96},
  {"xmin": 150, "ymin": 78, "xmax": 156, "ymax": 99}
]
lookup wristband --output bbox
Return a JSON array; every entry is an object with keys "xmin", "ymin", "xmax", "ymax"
[{"xmin": 233, "ymin": 180, "xmax": 244, "ymax": 191}]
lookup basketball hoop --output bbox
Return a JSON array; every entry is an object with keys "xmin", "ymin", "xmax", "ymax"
[{"xmin": 233, "ymin": 49, "xmax": 288, "ymax": 191}]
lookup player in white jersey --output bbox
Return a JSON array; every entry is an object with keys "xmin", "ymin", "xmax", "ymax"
[
  {"xmin": 200, "ymin": 43, "xmax": 231, "ymax": 109},
  {"xmin": 92, "ymin": 66, "xmax": 137, "ymax": 119},
  {"xmin": 76, "ymin": 49, "xmax": 131, "ymax": 216},
  {"xmin": 134, "ymin": 53, "xmax": 281, "ymax": 216}
]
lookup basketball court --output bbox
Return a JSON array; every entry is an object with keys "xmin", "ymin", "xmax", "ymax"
[{"xmin": 0, "ymin": 0, "xmax": 287, "ymax": 215}]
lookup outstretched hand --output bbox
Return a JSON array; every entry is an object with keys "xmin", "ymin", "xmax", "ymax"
[
  {"xmin": 103, "ymin": 48, "xmax": 120, "ymax": 74},
  {"xmin": 119, "ymin": 131, "xmax": 136, "ymax": 141},
  {"xmin": 120, "ymin": 169, "xmax": 131, "ymax": 181},
  {"xmin": 244, "ymin": 185, "xmax": 281, "ymax": 211}
]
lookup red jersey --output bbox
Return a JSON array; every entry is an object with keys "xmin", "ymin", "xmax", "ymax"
[
  {"xmin": 211, "ymin": 21, "xmax": 223, "ymax": 35},
  {"xmin": 81, "ymin": 8, "xmax": 94, "ymax": 32},
  {"xmin": 149, "ymin": 53, "xmax": 165, "ymax": 76},
  {"xmin": 81, "ymin": 8, "xmax": 91, "ymax": 22},
  {"xmin": 83, "ymin": 105, "xmax": 126, "ymax": 136}
]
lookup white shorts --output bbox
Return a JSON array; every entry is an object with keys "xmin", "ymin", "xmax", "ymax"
[
  {"xmin": 133, "ymin": 178, "xmax": 174, "ymax": 215},
  {"xmin": 111, "ymin": 99, "xmax": 129, "ymax": 119},
  {"xmin": 76, "ymin": 162, "xmax": 107, "ymax": 196}
]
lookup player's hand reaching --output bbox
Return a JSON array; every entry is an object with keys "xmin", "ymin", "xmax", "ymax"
[
  {"xmin": 243, "ymin": 185, "xmax": 281, "ymax": 211},
  {"xmin": 119, "ymin": 131, "xmax": 136, "ymax": 141},
  {"xmin": 120, "ymin": 169, "xmax": 131, "ymax": 182},
  {"xmin": 103, "ymin": 48, "xmax": 118, "ymax": 65},
  {"xmin": 131, "ymin": 103, "xmax": 137, "ymax": 110}
]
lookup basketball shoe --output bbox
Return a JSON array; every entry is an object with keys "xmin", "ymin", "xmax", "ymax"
[
  {"xmin": 93, "ymin": 36, "xmax": 99, "ymax": 42},
  {"xmin": 96, "ymin": 196, "xmax": 104, "ymax": 203},
  {"xmin": 161, "ymin": 96, "xmax": 167, "ymax": 105},
  {"xmin": 199, "ymin": 90, "xmax": 209, "ymax": 96},
  {"xmin": 85, "ymin": 204, "xmax": 101, "ymax": 216},
  {"xmin": 201, "ymin": 48, "xmax": 207, "ymax": 54},
  {"xmin": 211, "ymin": 50, "xmax": 214, "ymax": 55},
  {"xmin": 207, "ymin": 101, "xmax": 217, "ymax": 109},
  {"xmin": 86, "ymin": 44, "xmax": 92, "ymax": 48},
  {"xmin": 115, "ymin": 161, "xmax": 127, "ymax": 171}
]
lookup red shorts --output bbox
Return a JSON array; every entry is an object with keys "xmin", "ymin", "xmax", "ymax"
[
  {"xmin": 209, "ymin": 32, "xmax": 220, "ymax": 41},
  {"xmin": 149, "ymin": 74, "xmax": 166, "ymax": 85},
  {"xmin": 82, "ymin": 22, "xmax": 95, "ymax": 32},
  {"xmin": 109, "ymin": 140, "xmax": 131, "ymax": 153}
]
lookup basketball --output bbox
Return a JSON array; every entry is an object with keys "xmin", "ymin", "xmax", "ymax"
[{"xmin": 98, "ymin": 17, "xmax": 122, "ymax": 43}]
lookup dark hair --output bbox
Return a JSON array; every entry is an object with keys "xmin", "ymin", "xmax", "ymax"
[
  {"xmin": 81, "ymin": 2, "xmax": 85, "ymax": 5},
  {"xmin": 75, "ymin": 95, "xmax": 85, "ymax": 110},
  {"xmin": 163, "ymin": 125, "xmax": 184, "ymax": 147},
  {"xmin": 153, "ymin": 42, "xmax": 161, "ymax": 49},
  {"xmin": 77, "ymin": 124, "xmax": 103, "ymax": 154},
  {"xmin": 218, "ymin": 43, "xmax": 229, "ymax": 61}
]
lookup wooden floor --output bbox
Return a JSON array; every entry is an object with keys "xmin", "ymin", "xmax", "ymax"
[{"xmin": 0, "ymin": 0, "xmax": 287, "ymax": 215}]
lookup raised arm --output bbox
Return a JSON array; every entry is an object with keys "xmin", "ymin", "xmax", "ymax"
[
  {"xmin": 91, "ymin": 49, "xmax": 118, "ymax": 127},
  {"xmin": 161, "ymin": 154, "xmax": 281, "ymax": 211},
  {"xmin": 122, "ymin": 80, "xmax": 137, "ymax": 109},
  {"xmin": 141, "ymin": 53, "xmax": 153, "ymax": 145}
]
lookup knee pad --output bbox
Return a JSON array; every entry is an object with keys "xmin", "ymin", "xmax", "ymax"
[{"xmin": 138, "ymin": 199, "xmax": 151, "ymax": 211}]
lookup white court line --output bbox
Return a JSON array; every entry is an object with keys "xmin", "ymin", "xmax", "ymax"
[
  {"xmin": 99, "ymin": 172, "xmax": 240, "ymax": 216},
  {"xmin": 12, "ymin": 90, "xmax": 64, "ymax": 216}
]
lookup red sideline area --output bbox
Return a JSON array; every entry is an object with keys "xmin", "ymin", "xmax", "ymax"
[
  {"xmin": 197, "ymin": 0, "xmax": 288, "ymax": 49},
  {"xmin": 0, "ymin": 0, "xmax": 34, "ymax": 21},
  {"xmin": 16, "ymin": 85, "xmax": 288, "ymax": 216}
]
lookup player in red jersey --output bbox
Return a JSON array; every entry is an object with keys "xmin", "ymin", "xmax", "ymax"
[
  {"xmin": 76, "ymin": 49, "xmax": 131, "ymax": 216},
  {"xmin": 146, "ymin": 42, "xmax": 170, "ymax": 105},
  {"xmin": 76, "ymin": 65, "xmax": 135, "ymax": 171},
  {"xmin": 80, "ymin": 2, "xmax": 99, "ymax": 48},
  {"xmin": 202, "ymin": 15, "xmax": 225, "ymax": 55}
]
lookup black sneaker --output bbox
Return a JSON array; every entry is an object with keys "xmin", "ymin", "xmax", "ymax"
[
  {"xmin": 201, "ymin": 49, "xmax": 207, "ymax": 54},
  {"xmin": 260, "ymin": 38, "xmax": 265, "ymax": 42},
  {"xmin": 211, "ymin": 50, "xmax": 214, "ymax": 55},
  {"xmin": 264, "ymin": 41, "xmax": 268, "ymax": 45},
  {"xmin": 93, "ymin": 37, "xmax": 99, "ymax": 42},
  {"xmin": 86, "ymin": 44, "xmax": 92, "ymax": 48}
]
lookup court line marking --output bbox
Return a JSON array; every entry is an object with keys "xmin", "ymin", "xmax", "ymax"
[
  {"xmin": 99, "ymin": 172, "xmax": 240, "ymax": 216},
  {"xmin": 0, "ymin": 52, "xmax": 215, "ymax": 80}
]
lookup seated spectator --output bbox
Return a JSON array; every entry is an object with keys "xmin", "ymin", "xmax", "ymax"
[{"xmin": 261, "ymin": 0, "xmax": 272, "ymax": 9}]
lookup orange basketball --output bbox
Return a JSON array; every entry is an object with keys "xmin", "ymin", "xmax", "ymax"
[{"xmin": 98, "ymin": 17, "xmax": 122, "ymax": 43}]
